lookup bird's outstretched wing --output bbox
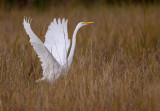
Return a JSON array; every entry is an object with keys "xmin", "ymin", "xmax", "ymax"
[
  {"xmin": 23, "ymin": 18, "xmax": 60, "ymax": 78},
  {"xmin": 44, "ymin": 18, "xmax": 70, "ymax": 66}
]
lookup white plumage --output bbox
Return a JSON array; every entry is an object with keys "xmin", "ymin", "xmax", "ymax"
[
  {"xmin": 23, "ymin": 17, "xmax": 93, "ymax": 83},
  {"xmin": 44, "ymin": 18, "xmax": 70, "ymax": 66}
]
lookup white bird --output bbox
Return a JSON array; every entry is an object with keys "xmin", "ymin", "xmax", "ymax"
[{"xmin": 23, "ymin": 17, "xmax": 93, "ymax": 83}]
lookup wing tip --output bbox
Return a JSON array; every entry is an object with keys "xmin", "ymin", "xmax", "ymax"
[
  {"xmin": 58, "ymin": 18, "xmax": 61, "ymax": 24},
  {"xmin": 52, "ymin": 18, "xmax": 68, "ymax": 24},
  {"xmin": 23, "ymin": 16, "xmax": 32, "ymax": 25}
]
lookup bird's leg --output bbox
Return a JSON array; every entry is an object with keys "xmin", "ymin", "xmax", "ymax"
[{"xmin": 36, "ymin": 77, "xmax": 45, "ymax": 83}]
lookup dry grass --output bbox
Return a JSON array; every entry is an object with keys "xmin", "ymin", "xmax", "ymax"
[{"xmin": 0, "ymin": 5, "xmax": 160, "ymax": 111}]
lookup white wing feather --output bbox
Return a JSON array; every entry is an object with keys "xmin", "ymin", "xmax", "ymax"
[
  {"xmin": 23, "ymin": 18, "xmax": 60, "ymax": 79},
  {"xmin": 44, "ymin": 18, "xmax": 70, "ymax": 66}
]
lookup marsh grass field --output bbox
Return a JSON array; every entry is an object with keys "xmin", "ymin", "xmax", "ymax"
[{"xmin": 0, "ymin": 4, "xmax": 160, "ymax": 111}]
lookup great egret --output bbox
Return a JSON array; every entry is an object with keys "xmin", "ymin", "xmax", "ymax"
[{"xmin": 23, "ymin": 17, "xmax": 93, "ymax": 83}]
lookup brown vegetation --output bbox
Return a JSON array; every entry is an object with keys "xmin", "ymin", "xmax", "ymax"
[{"xmin": 0, "ymin": 5, "xmax": 160, "ymax": 111}]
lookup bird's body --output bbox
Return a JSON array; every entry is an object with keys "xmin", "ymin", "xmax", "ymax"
[{"xmin": 23, "ymin": 17, "xmax": 93, "ymax": 83}]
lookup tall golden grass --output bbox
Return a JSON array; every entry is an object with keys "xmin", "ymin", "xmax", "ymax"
[{"xmin": 0, "ymin": 5, "xmax": 160, "ymax": 111}]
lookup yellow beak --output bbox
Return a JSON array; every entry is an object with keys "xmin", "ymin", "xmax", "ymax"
[{"xmin": 83, "ymin": 22, "xmax": 94, "ymax": 25}]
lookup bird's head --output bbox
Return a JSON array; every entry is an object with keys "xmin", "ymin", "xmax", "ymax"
[
  {"xmin": 82, "ymin": 22, "xmax": 94, "ymax": 25},
  {"xmin": 77, "ymin": 22, "xmax": 94, "ymax": 29}
]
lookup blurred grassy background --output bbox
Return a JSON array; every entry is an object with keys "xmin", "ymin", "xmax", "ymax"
[
  {"xmin": 0, "ymin": 0, "xmax": 160, "ymax": 111},
  {"xmin": 0, "ymin": 0, "xmax": 160, "ymax": 10}
]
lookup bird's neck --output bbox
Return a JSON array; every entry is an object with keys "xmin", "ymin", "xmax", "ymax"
[{"xmin": 67, "ymin": 26, "xmax": 80, "ymax": 68}]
